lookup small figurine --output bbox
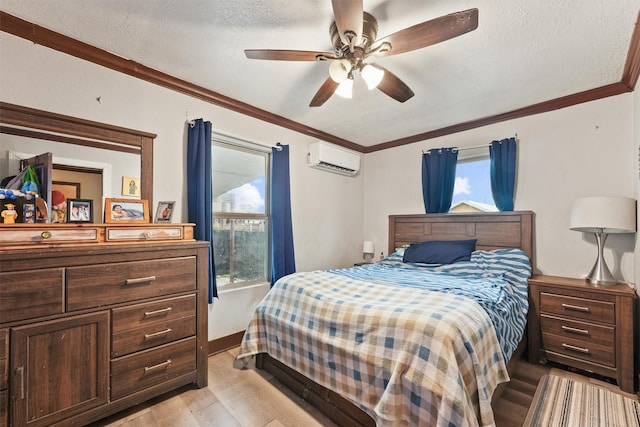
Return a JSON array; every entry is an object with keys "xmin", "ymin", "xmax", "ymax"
[
  {"xmin": 51, "ymin": 190, "xmax": 67, "ymax": 223},
  {"xmin": 1, "ymin": 203, "xmax": 18, "ymax": 224}
]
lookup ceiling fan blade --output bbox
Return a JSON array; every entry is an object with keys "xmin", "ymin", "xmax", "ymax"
[
  {"xmin": 309, "ymin": 77, "xmax": 340, "ymax": 107},
  {"xmin": 331, "ymin": 0, "xmax": 364, "ymax": 45},
  {"xmin": 245, "ymin": 49, "xmax": 336, "ymax": 61},
  {"xmin": 373, "ymin": 64, "xmax": 414, "ymax": 103},
  {"xmin": 372, "ymin": 8, "xmax": 478, "ymax": 57}
]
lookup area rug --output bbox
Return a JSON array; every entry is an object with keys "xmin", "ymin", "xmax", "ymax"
[{"xmin": 523, "ymin": 374, "xmax": 640, "ymax": 426}]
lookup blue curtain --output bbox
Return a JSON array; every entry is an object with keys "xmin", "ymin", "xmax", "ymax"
[
  {"xmin": 490, "ymin": 137, "xmax": 517, "ymax": 211},
  {"xmin": 421, "ymin": 148, "xmax": 458, "ymax": 213},
  {"xmin": 270, "ymin": 143, "xmax": 296, "ymax": 286},
  {"xmin": 187, "ymin": 119, "xmax": 217, "ymax": 302}
]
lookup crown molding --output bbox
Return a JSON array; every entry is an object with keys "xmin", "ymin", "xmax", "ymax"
[{"xmin": 2, "ymin": 10, "xmax": 638, "ymax": 154}]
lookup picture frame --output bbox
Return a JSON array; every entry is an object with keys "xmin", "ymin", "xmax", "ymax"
[
  {"xmin": 67, "ymin": 198, "xmax": 93, "ymax": 223},
  {"xmin": 104, "ymin": 198, "xmax": 149, "ymax": 223},
  {"xmin": 154, "ymin": 201, "xmax": 175, "ymax": 223},
  {"xmin": 121, "ymin": 176, "xmax": 141, "ymax": 197}
]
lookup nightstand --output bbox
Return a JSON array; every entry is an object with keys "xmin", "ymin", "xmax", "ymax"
[{"xmin": 528, "ymin": 274, "xmax": 636, "ymax": 392}]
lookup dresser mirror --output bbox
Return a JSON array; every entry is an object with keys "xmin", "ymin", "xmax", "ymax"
[{"xmin": 0, "ymin": 102, "xmax": 154, "ymax": 223}]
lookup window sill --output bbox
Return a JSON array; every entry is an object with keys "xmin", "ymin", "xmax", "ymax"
[{"xmin": 217, "ymin": 281, "xmax": 270, "ymax": 294}]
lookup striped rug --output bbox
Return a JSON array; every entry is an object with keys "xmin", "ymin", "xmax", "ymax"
[{"xmin": 524, "ymin": 374, "xmax": 640, "ymax": 426}]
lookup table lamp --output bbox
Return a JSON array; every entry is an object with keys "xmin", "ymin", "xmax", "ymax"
[
  {"xmin": 363, "ymin": 241, "xmax": 374, "ymax": 263},
  {"xmin": 569, "ymin": 196, "xmax": 637, "ymax": 285}
]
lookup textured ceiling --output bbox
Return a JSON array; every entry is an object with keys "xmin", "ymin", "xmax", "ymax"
[{"xmin": 1, "ymin": 0, "xmax": 639, "ymax": 148}]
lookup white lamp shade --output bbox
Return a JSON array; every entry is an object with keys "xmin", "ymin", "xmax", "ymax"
[
  {"xmin": 329, "ymin": 59, "xmax": 351, "ymax": 83},
  {"xmin": 335, "ymin": 78, "xmax": 353, "ymax": 98},
  {"xmin": 569, "ymin": 196, "xmax": 637, "ymax": 233},
  {"xmin": 363, "ymin": 241, "xmax": 374, "ymax": 254},
  {"xmin": 361, "ymin": 64, "xmax": 384, "ymax": 90}
]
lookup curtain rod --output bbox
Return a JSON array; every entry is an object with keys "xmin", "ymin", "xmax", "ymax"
[
  {"xmin": 422, "ymin": 134, "xmax": 518, "ymax": 154},
  {"xmin": 186, "ymin": 123, "xmax": 282, "ymax": 153}
]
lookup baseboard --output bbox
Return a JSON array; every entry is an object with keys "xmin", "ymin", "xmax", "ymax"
[{"xmin": 208, "ymin": 331, "xmax": 245, "ymax": 355}]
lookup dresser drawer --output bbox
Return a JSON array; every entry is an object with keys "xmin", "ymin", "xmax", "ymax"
[
  {"xmin": 540, "ymin": 314, "xmax": 614, "ymax": 348},
  {"xmin": 0, "ymin": 269, "xmax": 64, "ymax": 323},
  {"xmin": 0, "ymin": 227, "xmax": 99, "ymax": 245},
  {"xmin": 540, "ymin": 292, "xmax": 614, "ymax": 324},
  {"xmin": 542, "ymin": 332, "xmax": 615, "ymax": 367},
  {"xmin": 0, "ymin": 389, "xmax": 6, "ymax": 427},
  {"xmin": 111, "ymin": 337, "xmax": 196, "ymax": 400},
  {"xmin": 105, "ymin": 226, "xmax": 185, "ymax": 242},
  {"xmin": 66, "ymin": 257, "xmax": 197, "ymax": 310},
  {"xmin": 111, "ymin": 316, "xmax": 196, "ymax": 357},
  {"xmin": 112, "ymin": 295, "xmax": 196, "ymax": 333}
]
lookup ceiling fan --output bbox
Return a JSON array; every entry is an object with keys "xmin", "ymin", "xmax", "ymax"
[{"xmin": 245, "ymin": 1, "xmax": 478, "ymax": 107}]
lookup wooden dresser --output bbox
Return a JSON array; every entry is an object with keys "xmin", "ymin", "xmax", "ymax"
[
  {"xmin": 528, "ymin": 274, "xmax": 636, "ymax": 393},
  {"xmin": 0, "ymin": 224, "xmax": 209, "ymax": 427}
]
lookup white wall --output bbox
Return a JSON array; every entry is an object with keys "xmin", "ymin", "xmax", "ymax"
[
  {"xmin": 364, "ymin": 94, "xmax": 636, "ymax": 284},
  {"xmin": 0, "ymin": 32, "xmax": 365, "ymax": 340}
]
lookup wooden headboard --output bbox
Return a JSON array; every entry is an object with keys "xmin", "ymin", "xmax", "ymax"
[{"xmin": 389, "ymin": 211, "xmax": 535, "ymax": 265}]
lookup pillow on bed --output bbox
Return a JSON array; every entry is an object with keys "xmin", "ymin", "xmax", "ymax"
[{"xmin": 402, "ymin": 239, "xmax": 477, "ymax": 264}]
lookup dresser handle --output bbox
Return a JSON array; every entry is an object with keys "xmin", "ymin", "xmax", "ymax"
[
  {"xmin": 144, "ymin": 307, "xmax": 173, "ymax": 317},
  {"xmin": 562, "ymin": 343, "xmax": 590, "ymax": 353},
  {"xmin": 561, "ymin": 325, "xmax": 589, "ymax": 335},
  {"xmin": 561, "ymin": 303, "xmax": 590, "ymax": 313},
  {"xmin": 144, "ymin": 359, "xmax": 172, "ymax": 373},
  {"xmin": 125, "ymin": 275, "xmax": 156, "ymax": 285},
  {"xmin": 15, "ymin": 366, "xmax": 24, "ymax": 399},
  {"xmin": 144, "ymin": 328, "xmax": 172, "ymax": 339},
  {"xmin": 40, "ymin": 231, "xmax": 52, "ymax": 239}
]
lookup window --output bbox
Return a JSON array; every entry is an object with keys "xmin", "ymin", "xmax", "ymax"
[
  {"xmin": 212, "ymin": 140, "xmax": 269, "ymax": 289},
  {"xmin": 450, "ymin": 155, "xmax": 497, "ymax": 213}
]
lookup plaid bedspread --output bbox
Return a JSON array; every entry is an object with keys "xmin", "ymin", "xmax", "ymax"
[{"xmin": 237, "ymin": 268, "xmax": 512, "ymax": 426}]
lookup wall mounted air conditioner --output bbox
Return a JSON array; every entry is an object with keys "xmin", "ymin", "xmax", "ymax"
[{"xmin": 307, "ymin": 141, "xmax": 361, "ymax": 176}]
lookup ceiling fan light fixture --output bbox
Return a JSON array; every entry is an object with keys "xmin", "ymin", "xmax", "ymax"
[
  {"xmin": 329, "ymin": 59, "xmax": 351, "ymax": 83},
  {"xmin": 361, "ymin": 64, "xmax": 384, "ymax": 90},
  {"xmin": 335, "ymin": 77, "xmax": 353, "ymax": 98}
]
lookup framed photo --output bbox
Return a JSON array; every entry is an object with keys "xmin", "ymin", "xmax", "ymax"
[
  {"xmin": 105, "ymin": 198, "xmax": 149, "ymax": 223},
  {"xmin": 154, "ymin": 201, "xmax": 175, "ymax": 223},
  {"xmin": 67, "ymin": 198, "xmax": 93, "ymax": 223},
  {"xmin": 122, "ymin": 176, "xmax": 141, "ymax": 197}
]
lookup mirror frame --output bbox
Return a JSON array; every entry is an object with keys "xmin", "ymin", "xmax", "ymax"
[{"xmin": 0, "ymin": 101, "xmax": 154, "ymax": 209}]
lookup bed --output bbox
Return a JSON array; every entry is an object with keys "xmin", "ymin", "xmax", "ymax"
[{"xmin": 236, "ymin": 211, "xmax": 534, "ymax": 426}]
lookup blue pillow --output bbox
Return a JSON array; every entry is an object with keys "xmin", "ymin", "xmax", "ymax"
[{"xmin": 402, "ymin": 239, "xmax": 477, "ymax": 265}]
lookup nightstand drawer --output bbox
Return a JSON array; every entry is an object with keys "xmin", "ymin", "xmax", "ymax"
[
  {"xmin": 540, "ymin": 292, "xmax": 614, "ymax": 324},
  {"xmin": 542, "ymin": 332, "xmax": 615, "ymax": 367},
  {"xmin": 540, "ymin": 314, "xmax": 614, "ymax": 348}
]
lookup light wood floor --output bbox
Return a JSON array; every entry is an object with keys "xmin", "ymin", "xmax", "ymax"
[{"xmin": 94, "ymin": 348, "xmax": 637, "ymax": 427}]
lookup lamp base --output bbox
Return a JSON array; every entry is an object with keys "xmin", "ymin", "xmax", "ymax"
[
  {"xmin": 585, "ymin": 231, "xmax": 617, "ymax": 286},
  {"xmin": 363, "ymin": 253, "xmax": 373, "ymax": 264}
]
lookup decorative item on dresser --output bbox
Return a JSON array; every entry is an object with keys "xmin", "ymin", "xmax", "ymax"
[
  {"xmin": 0, "ymin": 224, "xmax": 209, "ymax": 427},
  {"xmin": 528, "ymin": 274, "xmax": 636, "ymax": 393}
]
